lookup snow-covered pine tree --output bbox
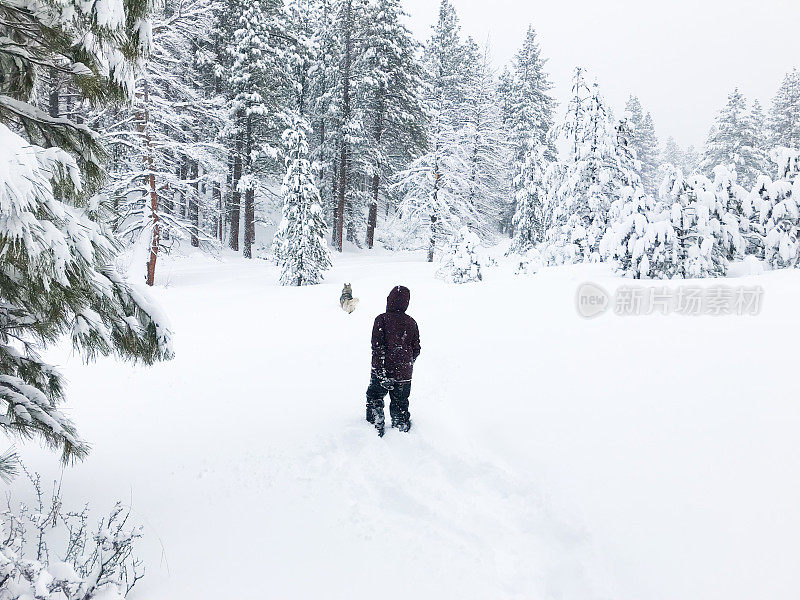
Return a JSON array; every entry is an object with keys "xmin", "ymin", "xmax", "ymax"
[
  {"xmin": 599, "ymin": 184, "xmax": 661, "ymax": 278},
  {"xmin": 662, "ymin": 136, "xmax": 685, "ymax": 168},
  {"xmin": 462, "ymin": 42, "xmax": 513, "ymax": 240},
  {"xmin": 0, "ymin": 0, "xmax": 173, "ymax": 472},
  {"xmin": 437, "ymin": 226, "xmax": 482, "ymax": 283},
  {"xmin": 544, "ymin": 70, "xmax": 623, "ymax": 264},
  {"xmin": 224, "ymin": 0, "xmax": 290, "ymax": 257},
  {"xmin": 510, "ymin": 144, "xmax": 548, "ymax": 254},
  {"xmin": 768, "ymin": 68, "xmax": 800, "ymax": 152},
  {"xmin": 0, "ymin": 131, "xmax": 173, "ymax": 471},
  {"xmin": 327, "ymin": 0, "xmax": 371, "ymax": 250},
  {"xmin": 702, "ymin": 89, "xmax": 768, "ymax": 189},
  {"xmin": 97, "ymin": 0, "xmax": 227, "ymax": 285},
  {"xmin": 0, "ymin": 0, "xmax": 151, "ymax": 189},
  {"xmin": 661, "ymin": 167, "xmax": 745, "ymax": 278},
  {"xmin": 683, "ymin": 145, "xmax": 700, "ymax": 175},
  {"xmin": 387, "ymin": 0, "xmax": 477, "ymax": 261},
  {"xmin": 272, "ymin": 116, "xmax": 332, "ymax": 285},
  {"xmin": 503, "ymin": 25, "xmax": 556, "ymax": 160},
  {"xmin": 501, "ymin": 26, "xmax": 556, "ymax": 234},
  {"xmin": 750, "ymin": 148, "xmax": 800, "ymax": 269},
  {"xmin": 624, "ymin": 96, "xmax": 660, "ymax": 196},
  {"xmin": 361, "ymin": 0, "xmax": 426, "ymax": 249},
  {"xmin": 305, "ymin": 0, "xmax": 343, "ymax": 233}
]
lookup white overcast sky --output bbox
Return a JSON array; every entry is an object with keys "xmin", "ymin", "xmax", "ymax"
[{"xmin": 402, "ymin": 0, "xmax": 799, "ymax": 149}]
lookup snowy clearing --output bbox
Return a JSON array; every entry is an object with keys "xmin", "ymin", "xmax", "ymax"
[{"xmin": 23, "ymin": 250, "xmax": 800, "ymax": 600}]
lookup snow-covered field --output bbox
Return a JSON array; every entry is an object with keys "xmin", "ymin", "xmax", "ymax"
[{"xmin": 22, "ymin": 249, "xmax": 800, "ymax": 600}]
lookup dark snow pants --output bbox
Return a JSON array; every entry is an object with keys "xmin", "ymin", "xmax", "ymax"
[{"xmin": 366, "ymin": 374, "xmax": 411, "ymax": 433}]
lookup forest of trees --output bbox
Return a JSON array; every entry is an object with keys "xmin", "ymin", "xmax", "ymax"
[
  {"xmin": 1, "ymin": 0, "xmax": 799, "ymax": 466},
  {"xmin": 4, "ymin": 0, "xmax": 796, "ymax": 288},
  {"xmin": 0, "ymin": 0, "xmax": 798, "ymax": 594}
]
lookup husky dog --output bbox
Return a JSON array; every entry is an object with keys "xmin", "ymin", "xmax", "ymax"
[{"xmin": 340, "ymin": 283, "xmax": 359, "ymax": 314}]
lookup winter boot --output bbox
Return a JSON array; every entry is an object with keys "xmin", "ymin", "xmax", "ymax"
[
  {"xmin": 372, "ymin": 407, "xmax": 385, "ymax": 437},
  {"xmin": 397, "ymin": 419, "xmax": 411, "ymax": 433}
]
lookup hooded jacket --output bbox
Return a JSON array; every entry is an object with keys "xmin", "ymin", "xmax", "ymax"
[{"xmin": 371, "ymin": 286, "xmax": 421, "ymax": 382}]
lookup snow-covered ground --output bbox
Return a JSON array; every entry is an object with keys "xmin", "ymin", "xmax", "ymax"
[{"xmin": 22, "ymin": 249, "xmax": 800, "ymax": 600}]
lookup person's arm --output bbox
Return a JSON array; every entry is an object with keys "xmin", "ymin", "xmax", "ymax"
[
  {"xmin": 371, "ymin": 315, "xmax": 387, "ymax": 378},
  {"xmin": 412, "ymin": 319, "xmax": 421, "ymax": 362}
]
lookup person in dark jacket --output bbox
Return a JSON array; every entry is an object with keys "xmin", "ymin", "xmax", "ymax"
[{"xmin": 366, "ymin": 285, "xmax": 421, "ymax": 436}]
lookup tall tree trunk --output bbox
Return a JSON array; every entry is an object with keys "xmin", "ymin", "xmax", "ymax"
[
  {"xmin": 367, "ymin": 175, "xmax": 378, "ymax": 249},
  {"xmin": 335, "ymin": 0, "xmax": 353, "ymax": 252},
  {"xmin": 190, "ymin": 159, "xmax": 200, "ymax": 247},
  {"xmin": 136, "ymin": 82, "xmax": 159, "ymax": 286},
  {"xmin": 366, "ymin": 94, "xmax": 384, "ymax": 250},
  {"xmin": 213, "ymin": 180, "xmax": 223, "ymax": 241},
  {"xmin": 229, "ymin": 112, "xmax": 243, "ymax": 251},
  {"xmin": 180, "ymin": 157, "xmax": 189, "ymax": 218},
  {"xmin": 243, "ymin": 115, "xmax": 254, "ymax": 259},
  {"xmin": 428, "ymin": 172, "xmax": 438, "ymax": 263},
  {"xmin": 331, "ymin": 154, "xmax": 339, "ymax": 244},
  {"xmin": 48, "ymin": 68, "xmax": 59, "ymax": 118}
]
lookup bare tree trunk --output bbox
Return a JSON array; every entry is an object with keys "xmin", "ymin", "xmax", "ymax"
[
  {"xmin": 180, "ymin": 157, "xmax": 189, "ymax": 218},
  {"xmin": 331, "ymin": 155, "xmax": 339, "ymax": 244},
  {"xmin": 428, "ymin": 165, "xmax": 439, "ymax": 263},
  {"xmin": 48, "ymin": 68, "xmax": 59, "ymax": 118},
  {"xmin": 366, "ymin": 175, "xmax": 378, "ymax": 249},
  {"xmin": 213, "ymin": 180, "xmax": 223, "ymax": 241},
  {"xmin": 243, "ymin": 115, "xmax": 255, "ymax": 259},
  {"xmin": 335, "ymin": 0, "xmax": 353, "ymax": 253},
  {"xmin": 136, "ymin": 82, "xmax": 160, "ymax": 286},
  {"xmin": 366, "ymin": 94, "xmax": 384, "ymax": 250},
  {"xmin": 190, "ymin": 159, "xmax": 200, "ymax": 247},
  {"xmin": 229, "ymin": 112, "xmax": 243, "ymax": 251}
]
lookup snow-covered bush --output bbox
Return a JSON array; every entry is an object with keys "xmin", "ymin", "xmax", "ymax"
[
  {"xmin": 513, "ymin": 247, "xmax": 545, "ymax": 275},
  {"xmin": 0, "ymin": 469, "xmax": 143, "ymax": 600},
  {"xmin": 437, "ymin": 227, "xmax": 483, "ymax": 283},
  {"xmin": 749, "ymin": 148, "xmax": 800, "ymax": 269}
]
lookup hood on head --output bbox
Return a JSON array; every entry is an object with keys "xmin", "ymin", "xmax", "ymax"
[{"xmin": 386, "ymin": 285, "xmax": 410, "ymax": 313}]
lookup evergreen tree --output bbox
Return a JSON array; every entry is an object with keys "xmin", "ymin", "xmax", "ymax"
[
  {"xmin": 272, "ymin": 116, "xmax": 332, "ymax": 285},
  {"xmin": 462, "ymin": 43, "xmax": 513, "ymax": 237},
  {"xmin": 387, "ymin": 0, "xmax": 477, "ymax": 261},
  {"xmin": 510, "ymin": 145, "xmax": 548, "ymax": 254},
  {"xmin": 361, "ymin": 0, "xmax": 426, "ymax": 249},
  {"xmin": 501, "ymin": 26, "xmax": 556, "ymax": 234},
  {"xmin": 683, "ymin": 145, "xmax": 700, "ymax": 174},
  {"xmin": 0, "ymin": 0, "xmax": 152, "ymax": 189},
  {"xmin": 768, "ymin": 69, "xmax": 800, "ymax": 152},
  {"xmin": 624, "ymin": 96, "xmax": 659, "ymax": 195},
  {"xmin": 702, "ymin": 89, "xmax": 768, "ymax": 188},
  {"xmin": 224, "ymin": 0, "xmax": 290, "ymax": 257},
  {"xmin": 503, "ymin": 26, "xmax": 556, "ymax": 160},
  {"xmin": 0, "ymin": 0, "xmax": 173, "ymax": 473},
  {"xmin": 544, "ymin": 70, "xmax": 624, "ymax": 264},
  {"xmin": 97, "ymin": 0, "xmax": 227, "ymax": 285},
  {"xmin": 662, "ymin": 136, "xmax": 685, "ymax": 168},
  {"xmin": 750, "ymin": 148, "xmax": 800, "ymax": 269},
  {"xmin": 661, "ymin": 167, "xmax": 745, "ymax": 277}
]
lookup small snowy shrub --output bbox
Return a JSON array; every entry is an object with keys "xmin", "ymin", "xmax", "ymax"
[
  {"xmin": 513, "ymin": 247, "xmax": 544, "ymax": 276},
  {"xmin": 437, "ymin": 227, "xmax": 483, "ymax": 283},
  {"xmin": 0, "ymin": 469, "xmax": 143, "ymax": 600}
]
